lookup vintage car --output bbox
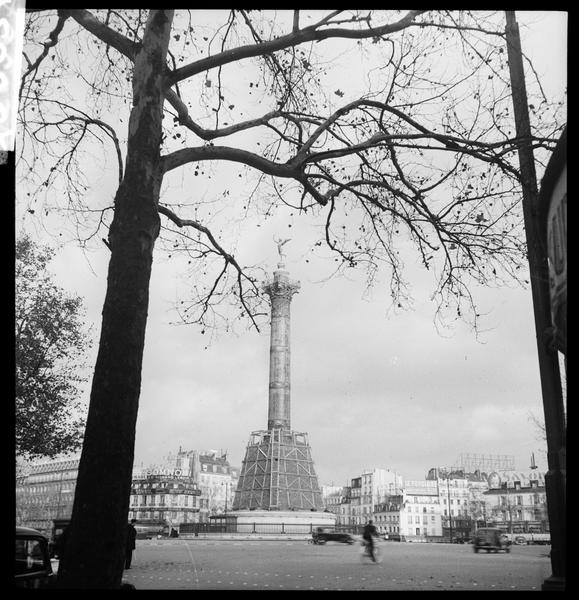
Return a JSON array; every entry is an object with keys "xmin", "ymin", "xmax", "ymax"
[
  {"xmin": 472, "ymin": 527, "xmax": 511, "ymax": 553},
  {"xmin": 311, "ymin": 528, "xmax": 355, "ymax": 545},
  {"xmin": 15, "ymin": 526, "xmax": 55, "ymax": 588}
]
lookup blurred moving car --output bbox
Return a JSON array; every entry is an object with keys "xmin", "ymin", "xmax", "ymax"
[
  {"xmin": 134, "ymin": 520, "xmax": 170, "ymax": 540},
  {"xmin": 15, "ymin": 527, "xmax": 55, "ymax": 588},
  {"xmin": 312, "ymin": 528, "xmax": 355, "ymax": 545},
  {"xmin": 472, "ymin": 527, "xmax": 511, "ymax": 553},
  {"xmin": 514, "ymin": 535, "xmax": 527, "ymax": 545},
  {"xmin": 382, "ymin": 533, "xmax": 402, "ymax": 542}
]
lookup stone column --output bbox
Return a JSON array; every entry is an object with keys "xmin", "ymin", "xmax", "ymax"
[{"xmin": 262, "ymin": 265, "xmax": 300, "ymax": 430}]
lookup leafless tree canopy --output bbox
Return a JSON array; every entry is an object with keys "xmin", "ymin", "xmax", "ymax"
[{"xmin": 18, "ymin": 10, "xmax": 566, "ymax": 333}]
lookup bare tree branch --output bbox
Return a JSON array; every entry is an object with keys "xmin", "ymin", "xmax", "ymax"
[
  {"xmin": 66, "ymin": 9, "xmax": 140, "ymax": 60},
  {"xmin": 167, "ymin": 10, "xmax": 427, "ymax": 86},
  {"xmin": 157, "ymin": 204, "xmax": 262, "ymax": 332}
]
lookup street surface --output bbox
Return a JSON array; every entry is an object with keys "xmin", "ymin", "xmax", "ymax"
[{"xmin": 120, "ymin": 538, "xmax": 551, "ymax": 590}]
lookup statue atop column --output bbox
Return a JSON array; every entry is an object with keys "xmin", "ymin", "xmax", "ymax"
[{"xmin": 274, "ymin": 236, "xmax": 291, "ymax": 267}]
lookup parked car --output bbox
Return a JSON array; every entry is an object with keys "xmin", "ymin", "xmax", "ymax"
[
  {"xmin": 382, "ymin": 533, "xmax": 402, "ymax": 542},
  {"xmin": 15, "ymin": 526, "xmax": 55, "ymax": 588},
  {"xmin": 472, "ymin": 527, "xmax": 511, "ymax": 553},
  {"xmin": 312, "ymin": 528, "xmax": 355, "ymax": 545},
  {"xmin": 16, "ymin": 525, "xmax": 137, "ymax": 589}
]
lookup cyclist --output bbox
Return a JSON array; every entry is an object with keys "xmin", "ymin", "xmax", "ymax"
[{"xmin": 362, "ymin": 519, "xmax": 379, "ymax": 562}]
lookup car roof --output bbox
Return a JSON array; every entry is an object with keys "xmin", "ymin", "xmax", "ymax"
[{"xmin": 16, "ymin": 526, "xmax": 48, "ymax": 538}]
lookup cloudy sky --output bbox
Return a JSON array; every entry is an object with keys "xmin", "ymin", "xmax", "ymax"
[{"xmin": 16, "ymin": 11, "xmax": 567, "ymax": 486}]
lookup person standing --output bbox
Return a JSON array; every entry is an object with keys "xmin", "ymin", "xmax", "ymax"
[
  {"xmin": 56, "ymin": 525, "xmax": 69, "ymax": 560},
  {"xmin": 125, "ymin": 519, "xmax": 137, "ymax": 569},
  {"xmin": 362, "ymin": 519, "xmax": 379, "ymax": 562}
]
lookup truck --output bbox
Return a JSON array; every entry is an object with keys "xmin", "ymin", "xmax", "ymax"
[{"xmin": 510, "ymin": 532, "xmax": 551, "ymax": 545}]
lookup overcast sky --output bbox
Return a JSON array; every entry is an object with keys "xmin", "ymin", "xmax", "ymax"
[{"xmin": 16, "ymin": 11, "xmax": 567, "ymax": 486}]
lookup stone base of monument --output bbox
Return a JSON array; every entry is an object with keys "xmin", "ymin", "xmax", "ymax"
[{"xmin": 225, "ymin": 510, "xmax": 336, "ymax": 534}]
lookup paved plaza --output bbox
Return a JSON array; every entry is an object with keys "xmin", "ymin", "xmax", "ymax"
[{"xmin": 120, "ymin": 538, "xmax": 551, "ymax": 591}]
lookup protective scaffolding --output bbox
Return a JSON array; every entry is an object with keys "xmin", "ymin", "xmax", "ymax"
[{"xmin": 232, "ymin": 429, "xmax": 324, "ymax": 512}]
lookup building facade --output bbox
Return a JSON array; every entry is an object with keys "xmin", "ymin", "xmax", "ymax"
[
  {"xmin": 483, "ymin": 470, "xmax": 549, "ymax": 533},
  {"xmin": 400, "ymin": 480, "xmax": 443, "ymax": 540},
  {"xmin": 373, "ymin": 495, "xmax": 403, "ymax": 536},
  {"xmin": 15, "ymin": 455, "xmax": 80, "ymax": 537},
  {"xmin": 16, "ymin": 448, "xmax": 241, "ymax": 533},
  {"xmin": 359, "ymin": 468, "xmax": 403, "ymax": 522},
  {"xmin": 128, "ymin": 468, "xmax": 202, "ymax": 527},
  {"xmin": 133, "ymin": 448, "xmax": 239, "ymax": 521},
  {"xmin": 198, "ymin": 451, "xmax": 239, "ymax": 516}
]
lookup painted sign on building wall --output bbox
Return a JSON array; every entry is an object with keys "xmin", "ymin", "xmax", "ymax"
[
  {"xmin": 539, "ymin": 127, "xmax": 566, "ymax": 356},
  {"xmin": 546, "ymin": 167, "xmax": 566, "ymax": 354}
]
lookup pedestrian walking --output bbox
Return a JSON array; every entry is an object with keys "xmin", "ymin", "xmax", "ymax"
[{"xmin": 125, "ymin": 519, "xmax": 137, "ymax": 570}]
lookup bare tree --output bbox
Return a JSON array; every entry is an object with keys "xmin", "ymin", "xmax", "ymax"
[{"xmin": 17, "ymin": 9, "xmax": 564, "ymax": 587}]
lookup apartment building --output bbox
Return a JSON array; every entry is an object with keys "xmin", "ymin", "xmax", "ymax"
[
  {"xmin": 15, "ymin": 455, "xmax": 80, "ymax": 537},
  {"xmin": 399, "ymin": 480, "xmax": 442, "ymax": 539},
  {"xmin": 484, "ymin": 470, "xmax": 548, "ymax": 533}
]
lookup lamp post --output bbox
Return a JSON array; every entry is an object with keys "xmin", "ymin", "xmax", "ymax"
[
  {"xmin": 221, "ymin": 481, "xmax": 229, "ymax": 514},
  {"xmin": 507, "ymin": 485, "xmax": 513, "ymax": 535},
  {"xmin": 505, "ymin": 11, "xmax": 566, "ymax": 590},
  {"xmin": 447, "ymin": 478, "xmax": 453, "ymax": 543}
]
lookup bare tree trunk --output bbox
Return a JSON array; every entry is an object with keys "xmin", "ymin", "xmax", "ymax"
[{"xmin": 56, "ymin": 10, "xmax": 173, "ymax": 588}]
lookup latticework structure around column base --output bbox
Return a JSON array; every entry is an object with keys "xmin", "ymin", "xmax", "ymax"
[{"xmin": 232, "ymin": 429, "xmax": 324, "ymax": 511}]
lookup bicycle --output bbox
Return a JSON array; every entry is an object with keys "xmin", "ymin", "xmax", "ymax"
[{"xmin": 359, "ymin": 538, "xmax": 382, "ymax": 564}]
